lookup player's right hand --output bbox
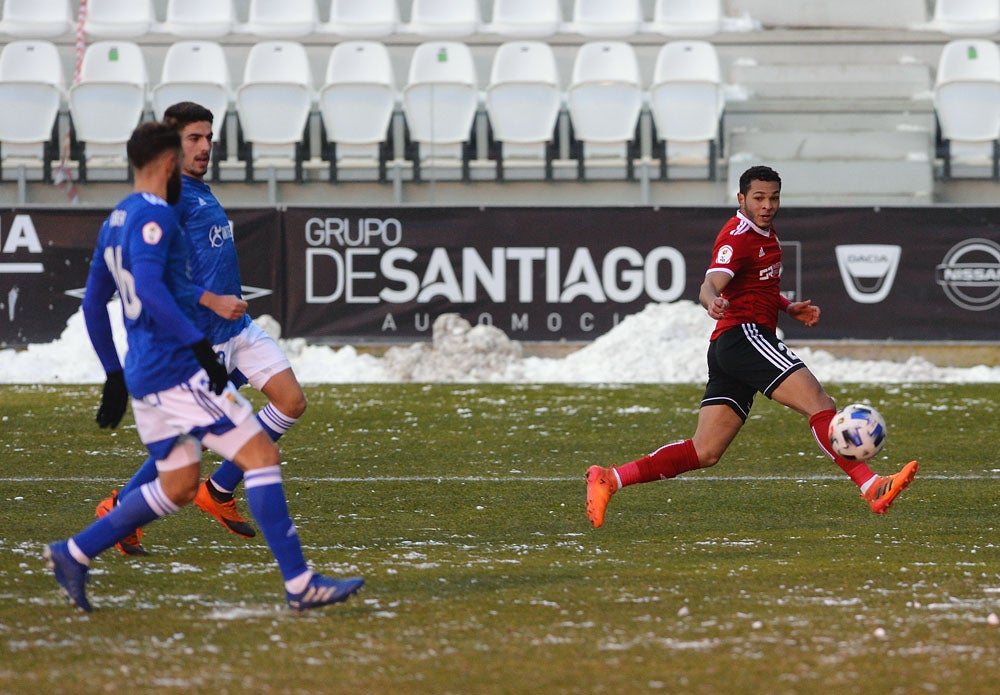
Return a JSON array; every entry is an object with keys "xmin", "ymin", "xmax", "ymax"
[
  {"xmin": 213, "ymin": 294, "xmax": 248, "ymax": 320},
  {"xmin": 96, "ymin": 370, "xmax": 129, "ymax": 428},
  {"xmin": 190, "ymin": 338, "xmax": 229, "ymax": 395}
]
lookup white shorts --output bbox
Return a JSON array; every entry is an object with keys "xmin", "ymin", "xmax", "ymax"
[
  {"xmin": 214, "ymin": 321, "xmax": 291, "ymax": 392},
  {"xmin": 131, "ymin": 369, "xmax": 262, "ymax": 465}
]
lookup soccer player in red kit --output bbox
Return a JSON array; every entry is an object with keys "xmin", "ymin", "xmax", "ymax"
[{"xmin": 586, "ymin": 165, "xmax": 918, "ymax": 528}]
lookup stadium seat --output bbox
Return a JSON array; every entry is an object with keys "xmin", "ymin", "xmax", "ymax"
[
  {"xmin": 934, "ymin": 39, "xmax": 1000, "ymax": 179},
  {"xmin": 407, "ymin": 0, "xmax": 482, "ymax": 38},
  {"xmin": 569, "ymin": 0, "xmax": 643, "ymax": 38},
  {"xmin": 566, "ymin": 41, "xmax": 643, "ymax": 179},
  {"xmin": 242, "ymin": 0, "xmax": 319, "ymax": 39},
  {"xmin": 649, "ymin": 41, "xmax": 725, "ymax": 180},
  {"xmin": 159, "ymin": 0, "xmax": 236, "ymax": 39},
  {"xmin": 646, "ymin": 0, "xmax": 722, "ymax": 37},
  {"xmin": 318, "ymin": 41, "xmax": 396, "ymax": 181},
  {"xmin": 932, "ymin": 0, "xmax": 1000, "ymax": 36},
  {"xmin": 235, "ymin": 41, "xmax": 314, "ymax": 182},
  {"xmin": 83, "ymin": 0, "xmax": 155, "ymax": 40},
  {"xmin": 152, "ymin": 41, "xmax": 231, "ymax": 178},
  {"xmin": 484, "ymin": 41, "xmax": 561, "ymax": 179},
  {"xmin": 487, "ymin": 0, "xmax": 563, "ymax": 39},
  {"xmin": 321, "ymin": 0, "xmax": 400, "ymax": 38},
  {"xmin": 0, "ymin": 0, "xmax": 73, "ymax": 39},
  {"xmin": 68, "ymin": 41, "xmax": 148, "ymax": 180},
  {"xmin": 402, "ymin": 42, "xmax": 479, "ymax": 180},
  {"xmin": 0, "ymin": 40, "xmax": 64, "ymax": 181}
]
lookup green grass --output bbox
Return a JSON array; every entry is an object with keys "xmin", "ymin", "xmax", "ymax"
[{"xmin": 1, "ymin": 383, "xmax": 998, "ymax": 694}]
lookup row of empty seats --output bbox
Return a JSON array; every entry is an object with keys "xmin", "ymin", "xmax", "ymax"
[
  {"xmin": 0, "ymin": 38, "xmax": 725, "ymax": 182},
  {"xmin": 0, "ymin": 0, "xmax": 724, "ymax": 41},
  {"xmin": 4, "ymin": 35, "xmax": 1000, "ymax": 186},
  {"xmin": 3, "ymin": 1, "xmax": 999, "ymax": 41}
]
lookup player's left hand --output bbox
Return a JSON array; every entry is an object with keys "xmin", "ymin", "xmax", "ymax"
[
  {"xmin": 96, "ymin": 370, "xmax": 129, "ymax": 428},
  {"xmin": 788, "ymin": 300, "xmax": 820, "ymax": 327}
]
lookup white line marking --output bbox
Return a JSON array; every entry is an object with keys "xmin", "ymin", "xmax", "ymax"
[{"xmin": 1, "ymin": 474, "xmax": 997, "ymax": 484}]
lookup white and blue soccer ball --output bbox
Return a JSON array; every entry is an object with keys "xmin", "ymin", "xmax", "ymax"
[{"xmin": 828, "ymin": 403, "xmax": 887, "ymax": 461}]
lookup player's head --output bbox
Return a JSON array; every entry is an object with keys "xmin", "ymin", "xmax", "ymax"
[
  {"xmin": 737, "ymin": 165, "xmax": 781, "ymax": 230},
  {"xmin": 127, "ymin": 121, "xmax": 183, "ymax": 205},
  {"xmin": 163, "ymin": 101, "xmax": 214, "ymax": 180}
]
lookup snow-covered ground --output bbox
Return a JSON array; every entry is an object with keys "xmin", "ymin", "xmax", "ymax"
[{"xmin": 2, "ymin": 301, "xmax": 998, "ymax": 384}]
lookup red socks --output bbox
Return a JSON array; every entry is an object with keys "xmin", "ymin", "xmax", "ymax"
[
  {"xmin": 810, "ymin": 409, "xmax": 876, "ymax": 488},
  {"xmin": 616, "ymin": 439, "xmax": 700, "ymax": 487},
  {"xmin": 615, "ymin": 413, "xmax": 876, "ymax": 491}
]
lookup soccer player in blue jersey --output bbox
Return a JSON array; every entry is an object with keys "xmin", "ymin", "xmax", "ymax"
[
  {"xmin": 45, "ymin": 121, "xmax": 363, "ymax": 612},
  {"xmin": 95, "ymin": 102, "xmax": 309, "ymax": 553}
]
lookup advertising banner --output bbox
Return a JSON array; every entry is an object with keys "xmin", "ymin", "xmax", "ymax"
[
  {"xmin": 3, "ymin": 206, "xmax": 998, "ymax": 347},
  {"xmin": 0, "ymin": 208, "xmax": 282, "ymax": 348},
  {"xmin": 283, "ymin": 206, "xmax": 998, "ymax": 342}
]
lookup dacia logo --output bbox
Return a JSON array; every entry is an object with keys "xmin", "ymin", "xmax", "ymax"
[
  {"xmin": 835, "ymin": 245, "xmax": 902, "ymax": 304},
  {"xmin": 935, "ymin": 238, "xmax": 1000, "ymax": 311}
]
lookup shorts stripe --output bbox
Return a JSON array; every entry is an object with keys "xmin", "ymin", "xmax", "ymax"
[
  {"xmin": 700, "ymin": 395, "xmax": 750, "ymax": 421},
  {"xmin": 742, "ymin": 323, "xmax": 794, "ymax": 370},
  {"xmin": 187, "ymin": 381, "xmax": 227, "ymax": 421}
]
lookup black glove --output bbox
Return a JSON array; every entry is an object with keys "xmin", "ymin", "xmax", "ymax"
[
  {"xmin": 96, "ymin": 370, "xmax": 128, "ymax": 429},
  {"xmin": 191, "ymin": 338, "xmax": 228, "ymax": 395}
]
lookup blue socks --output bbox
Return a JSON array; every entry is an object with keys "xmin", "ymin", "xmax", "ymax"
[
  {"xmin": 118, "ymin": 454, "xmax": 159, "ymax": 500},
  {"xmin": 74, "ymin": 480, "xmax": 178, "ymax": 558},
  {"xmin": 209, "ymin": 405, "xmax": 296, "ymax": 494},
  {"xmin": 244, "ymin": 466, "xmax": 308, "ymax": 583}
]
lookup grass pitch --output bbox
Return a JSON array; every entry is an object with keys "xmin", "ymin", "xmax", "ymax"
[{"xmin": 1, "ymin": 383, "xmax": 998, "ymax": 694}]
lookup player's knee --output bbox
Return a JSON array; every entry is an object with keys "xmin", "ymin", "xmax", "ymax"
[
  {"xmin": 697, "ymin": 449, "xmax": 723, "ymax": 468},
  {"xmin": 287, "ymin": 390, "xmax": 307, "ymax": 419},
  {"xmin": 273, "ymin": 389, "xmax": 306, "ymax": 420}
]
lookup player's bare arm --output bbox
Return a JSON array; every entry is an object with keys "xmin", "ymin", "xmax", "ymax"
[
  {"xmin": 199, "ymin": 290, "xmax": 248, "ymax": 321},
  {"xmin": 699, "ymin": 271, "xmax": 731, "ymax": 320},
  {"xmin": 787, "ymin": 299, "xmax": 820, "ymax": 327}
]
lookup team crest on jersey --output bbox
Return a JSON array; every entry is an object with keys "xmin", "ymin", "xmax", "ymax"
[
  {"xmin": 142, "ymin": 221, "xmax": 163, "ymax": 245},
  {"xmin": 716, "ymin": 245, "xmax": 734, "ymax": 264}
]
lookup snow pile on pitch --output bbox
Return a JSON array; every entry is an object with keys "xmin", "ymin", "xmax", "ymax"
[{"xmin": 2, "ymin": 301, "xmax": 1000, "ymax": 384}]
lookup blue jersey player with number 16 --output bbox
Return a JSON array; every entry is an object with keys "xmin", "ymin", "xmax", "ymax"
[
  {"xmin": 94, "ymin": 103, "xmax": 309, "ymax": 554},
  {"xmin": 44, "ymin": 121, "xmax": 363, "ymax": 612}
]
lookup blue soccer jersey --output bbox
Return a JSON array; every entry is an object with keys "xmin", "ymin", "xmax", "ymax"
[
  {"xmin": 175, "ymin": 175, "xmax": 251, "ymax": 345},
  {"xmin": 82, "ymin": 192, "xmax": 205, "ymax": 398}
]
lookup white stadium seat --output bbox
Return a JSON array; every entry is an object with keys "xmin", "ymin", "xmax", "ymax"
[
  {"xmin": 407, "ymin": 0, "xmax": 482, "ymax": 38},
  {"xmin": 933, "ymin": 0, "xmax": 1000, "ymax": 36},
  {"xmin": 569, "ymin": 0, "xmax": 643, "ymax": 38},
  {"xmin": 242, "ymin": 0, "xmax": 319, "ymax": 39},
  {"xmin": 649, "ymin": 41, "xmax": 726, "ymax": 180},
  {"xmin": 152, "ymin": 40, "xmax": 232, "ymax": 178},
  {"xmin": 152, "ymin": 41, "xmax": 231, "ymax": 122},
  {"xmin": 647, "ymin": 0, "xmax": 722, "ymax": 37},
  {"xmin": 934, "ymin": 39, "xmax": 1000, "ymax": 178},
  {"xmin": 235, "ymin": 41, "xmax": 314, "ymax": 181},
  {"xmin": 402, "ymin": 42, "xmax": 479, "ymax": 179},
  {"xmin": 68, "ymin": 41, "xmax": 148, "ymax": 179},
  {"xmin": 566, "ymin": 41, "xmax": 643, "ymax": 178},
  {"xmin": 321, "ymin": 0, "xmax": 400, "ymax": 38},
  {"xmin": 488, "ymin": 0, "xmax": 563, "ymax": 39},
  {"xmin": 160, "ymin": 0, "xmax": 236, "ymax": 39},
  {"xmin": 0, "ymin": 0, "xmax": 73, "ymax": 39},
  {"xmin": 485, "ymin": 41, "xmax": 562, "ymax": 178},
  {"xmin": 84, "ymin": 0, "xmax": 155, "ymax": 40},
  {"xmin": 0, "ymin": 40, "xmax": 64, "ymax": 180},
  {"xmin": 319, "ymin": 41, "xmax": 397, "ymax": 180}
]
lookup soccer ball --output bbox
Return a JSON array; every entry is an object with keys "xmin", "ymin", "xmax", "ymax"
[{"xmin": 828, "ymin": 403, "xmax": 887, "ymax": 461}]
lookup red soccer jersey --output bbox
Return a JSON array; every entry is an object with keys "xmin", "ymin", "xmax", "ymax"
[{"xmin": 705, "ymin": 211, "xmax": 783, "ymax": 340}]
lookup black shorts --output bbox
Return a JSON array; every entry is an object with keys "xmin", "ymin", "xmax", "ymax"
[{"xmin": 701, "ymin": 323, "xmax": 807, "ymax": 421}]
